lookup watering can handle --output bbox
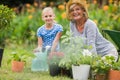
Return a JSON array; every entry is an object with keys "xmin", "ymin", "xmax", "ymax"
[{"xmin": 45, "ymin": 46, "xmax": 51, "ymax": 52}]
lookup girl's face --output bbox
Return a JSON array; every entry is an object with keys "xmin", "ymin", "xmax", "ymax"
[
  {"xmin": 70, "ymin": 4, "xmax": 84, "ymax": 21},
  {"xmin": 42, "ymin": 11, "xmax": 55, "ymax": 24}
]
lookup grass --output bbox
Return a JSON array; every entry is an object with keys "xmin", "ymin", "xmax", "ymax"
[{"xmin": 0, "ymin": 44, "xmax": 72, "ymax": 80}]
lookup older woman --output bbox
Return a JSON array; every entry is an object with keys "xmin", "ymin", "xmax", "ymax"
[{"xmin": 66, "ymin": 0, "xmax": 118, "ymax": 61}]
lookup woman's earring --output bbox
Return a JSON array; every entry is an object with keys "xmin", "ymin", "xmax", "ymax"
[
  {"xmin": 83, "ymin": 12, "xmax": 86, "ymax": 16},
  {"xmin": 83, "ymin": 12, "xmax": 85, "ymax": 16}
]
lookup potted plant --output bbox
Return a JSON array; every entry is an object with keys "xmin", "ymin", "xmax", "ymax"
[
  {"xmin": 8, "ymin": 49, "xmax": 34, "ymax": 72},
  {"xmin": 58, "ymin": 51, "xmax": 74, "ymax": 78},
  {"xmin": 0, "ymin": 5, "xmax": 14, "ymax": 67},
  {"xmin": 71, "ymin": 49, "xmax": 93, "ymax": 80},
  {"xmin": 59, "ymin": 35, "xmax": 87, "ymax": 69},
  {"xmin": 48, "ymin": 52, "xmax": 64, "ymax": 76},
  {"xmin": 59, "ymin": 34, "xmax": 93, "ymax": 79},
  {"xmin": 59, "ymin": 37, "xmax": 82, "ymax": 78},
  {"xmin": 91, "ymin": 56, "xmax": 114, "ymax": 80},
  {"xmin": 108, "ymin": 58, "xmax": 120, "ymax": 80},
  {"xmin": 59, "ymin": 49, "xmax": 93, "ymax": 80}
]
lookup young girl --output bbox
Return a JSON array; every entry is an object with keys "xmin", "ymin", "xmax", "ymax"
[{"xmin": 35, "ymin": 7, "xmax": 63, "ymax": 54}]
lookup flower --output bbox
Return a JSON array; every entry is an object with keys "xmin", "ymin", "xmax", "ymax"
[
  {"xmin": 103, "ymin": 5, "xmax": 109, "ymax": 11},
  {"xmin": 50, "ymin": 2, "xmax": 54, "ymax": 7},
  {"xmin": 25, "ymin": 3, "xmax": 31, "ymax": 8},
  {"xmin": 93, "ymin": 0, "xmax": 97, "ymax": 4},
  {"xmin": 42, "ymin": 2, "xmax": 47, "ymax": 7},
  {"xmin": 82, "ymin": 49, "xmax": 92, "ymax": 56},
  {"xmin": 58, "ymin": 4, "xmax": 65, "ymax": 10},
  {"xmin": 28, "ymin": 15, "xmax": 33, "ymax": 19},
  {"xmin": 109, "ymin": 0, "xmax": 113, "ymax": 4},
  {"xmin": 27, "ymin": 8, "xmax": 35, "ymax": 13},
  {"xmin": 34, "ymin": 2, "xmax": 38, "ymax": 7},
  {"xmin": 61, "ymin": 12, "xmax": 66, "ymax": 19}
]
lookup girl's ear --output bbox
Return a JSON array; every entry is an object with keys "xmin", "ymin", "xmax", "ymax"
[{"xmin": 42, "ymin": 15, "xmax": 45, "ymax": 21}]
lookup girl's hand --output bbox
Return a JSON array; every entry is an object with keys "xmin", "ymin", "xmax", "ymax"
[
  {"xmin": 48, "ymin": 52, "xmax": 54, "ymax": 59},
  {"xmin": 33, "ymin": 47, "xmax": 42, "ymax": 53},
  {"xmin": 48, "ymin": 52, "xmax": 64, "ymax": 59}
]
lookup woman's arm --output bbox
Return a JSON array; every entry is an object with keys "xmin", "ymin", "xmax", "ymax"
[{"xmin": 86, "ymin": 21, "xmax": 97, "ymax": 54}]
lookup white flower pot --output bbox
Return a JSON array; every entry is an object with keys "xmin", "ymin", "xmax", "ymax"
[{"xmin": 72, "ymin": 64, "xmax": 90, "ymax": 80}]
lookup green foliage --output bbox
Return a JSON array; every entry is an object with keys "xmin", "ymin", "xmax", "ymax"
[
  {"xmin": 0, "ymin": 5, "xmax": 14, "ymax": 48},
  {"xmin": 59, "ymin": 52, "xmax": 79, "ymax": 69},
  {"xmin": 59, "ymin": 32, "xmax": 92, "ymax": 69},
  {"xmin": 111, "ymin": 57, "xmax": 120, "ymax": 70},
  {"xmin": 78, "ymin": 55, "xmax": 93, "ymax": 65},
  {"xmin": 48, "ymin": 55, "xmax": 61, "ymax": 65},
  {"xmin": 91, "ymin": 56, "xmax": 115, "ymax": 74},
  {"xmin": 48, "ymin": 52, "xmax": 64, "ymax": 66},
  {"xmin": 89, "ymin": 4, "xmax": 120, "ymax": 31},
  {"xmin": 0, "ymin": 5, "xmax": 14, "ymax": 30},
  {"xmin": 7, "ymin": 49, "xmax": 34, "ymax": 64},
  {"xmin": 54, "ymin": 8, "xmax": 69, "ymax": 35},
  {"xmin": 59, "ymin": 53, "xmax": 93, "ymax": 70},
  {"xmin": 10, "ymin": 9, "xmax": 43, "ymax": 45}
]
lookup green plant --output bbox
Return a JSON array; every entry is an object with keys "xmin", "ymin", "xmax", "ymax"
[
  {"xmin": 59, "ymin": 52, "xmax": 77, "ymax": 69},
  {"xmin": 78, "ymin": 55, "xmax": 93, "ymax": 65},
  {"xmin": 48, "ymin": 52, "xmax": 64, "ymax": 65},
  {"xmin": 59, "ymin": 52, "xmax": 93, "ymax": 70},
  {"xmin": 110, "ymin": 58, "xmax": 120, "ymax": 70},
  {"xmin": 91, "ymin": 56, "xmax": 115, "ymax": 74},
  {"xmin": 0, "ymin": 5, "xmax": 14, "ymax": 48},
  {"xmin": 8, "ymin": 49, "xmax": 34, "ymax": 64},
  {"xmin": 59, "ymin": 32, "xmax": 92, "ymax": 69}
]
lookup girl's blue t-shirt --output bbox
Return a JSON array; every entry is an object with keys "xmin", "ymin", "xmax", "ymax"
[{"xmin": 37, "ymin": 23, "xmax": 63, "ymax": 49}]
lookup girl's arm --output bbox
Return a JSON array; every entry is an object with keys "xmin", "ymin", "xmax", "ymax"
[
  {"xmin": 38, "ymin": 37, "xmax": 42, "ymax": 48},
  {"xmin": 33, "ymin": 37, "xmax": 42, "ymax": 52},
  {"xmin": 37, "ymin": 37, "xmax": 43, "ymax": 51},
  {"xmin": 51, "ymin": 32, "xmax": 62, "ymax": 52}
]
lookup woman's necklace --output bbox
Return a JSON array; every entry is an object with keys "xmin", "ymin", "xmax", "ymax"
[
  {"xmin": 76, "ymin": 22, "xmax": 85, "ymax": 33},
  {"xmin": 76, "ymin": 18, "xmax": 86, "ymax": 33}
]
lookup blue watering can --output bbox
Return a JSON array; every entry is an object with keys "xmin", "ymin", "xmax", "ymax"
[{"xmin": 31, "ymin": 46, "xmax": 50, "ymax": 71}]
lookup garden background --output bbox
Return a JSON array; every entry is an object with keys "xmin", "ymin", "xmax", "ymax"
[{"xmin": 0, "ymin": 0, "xmax": 120, "ymax": 80}]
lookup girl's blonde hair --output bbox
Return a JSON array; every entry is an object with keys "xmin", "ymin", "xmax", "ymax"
[
  {"xmin": 42, "ymin": 7, "xmax": 55, "ymax": 16},
  {"xmin": 66, "ymin": 0, "xmax": 88, "ymax": 20}
]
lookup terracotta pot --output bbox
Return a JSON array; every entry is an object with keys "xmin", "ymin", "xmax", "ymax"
[
  {"xmin": 108, "ymin": 70, "xmax": 120, "ymax": 80},
  {"xmin": 12, "ymin": 61, "xmax": 24, "ymax": 72},
  {"xmin": 95, "ymin": 74, "xmax": 106, "ymax": 80}
]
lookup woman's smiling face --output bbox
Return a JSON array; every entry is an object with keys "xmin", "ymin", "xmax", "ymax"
[{"xmin": 69, "ymin": 4, "xmax": 84, "ymax": 21}]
